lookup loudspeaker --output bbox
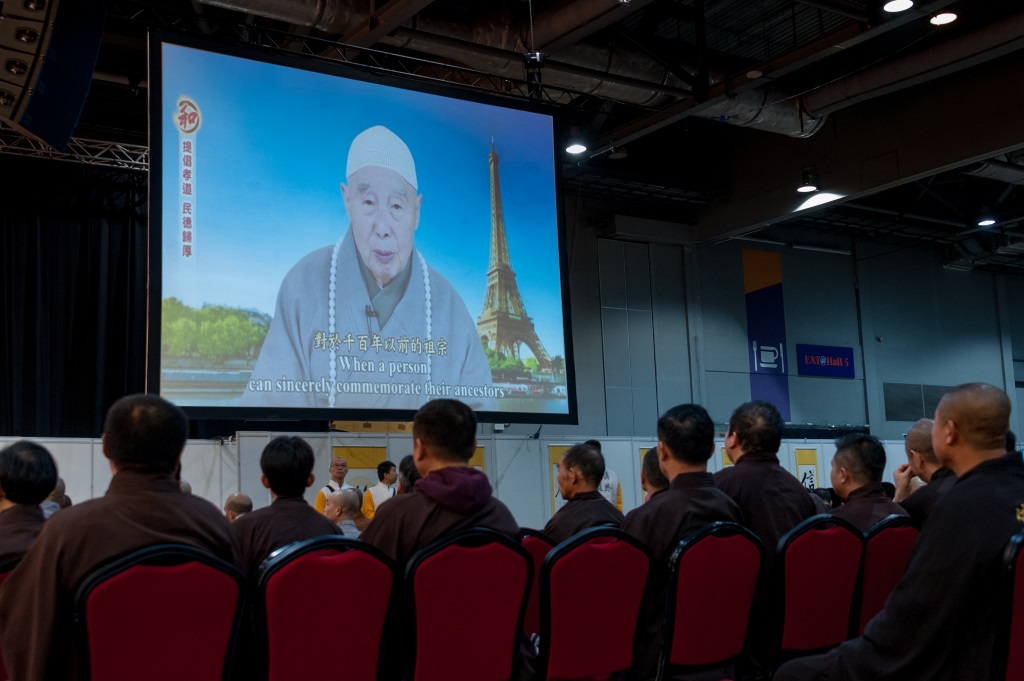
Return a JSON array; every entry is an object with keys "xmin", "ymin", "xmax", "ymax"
[{"xmin": 0, "ymin": 0, "xmax": 107, "ymax": 151}]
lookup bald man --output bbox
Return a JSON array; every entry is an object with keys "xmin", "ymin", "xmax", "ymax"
[
  {"xmin": 776, "ymin": 383, "xmax": 1024, "ymax": 681},
  {"xmin": 324, "ymin": 489, "xmax": 363, "ymax": 539},
  {"xmin": 893, "ymin": 418, "xmax": 957, "ymax": 528},
  {"xmin": 223, "ymin": 493, "xmax": 253, "ymax": 524}
]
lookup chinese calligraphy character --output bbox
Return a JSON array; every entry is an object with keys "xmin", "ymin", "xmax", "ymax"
[
  {"xmin": 328, "ymin": 333, "xmax": 341, "ymax": 351},
  {"xmin": 357, "ymin": 334, "xmax": 368, "ymax": 352},
  {"xmin": 397, "ymin": 336, "xmax": 409, "ymax": 354},
  {"xmin": 182, "ymin": 231, "xmax": 192, "ymax": 243},
  {"xmin": 371, "ymin": 334, "xmax": 383, "ymax": 353},
  {"xmin": 342, "ymin": 333, "xmax": 355, "ymax": 351},
  {"xmin": 182, "ymin": 203, "xmax": 192, "ymax": 215},
  {"xmin": 183, "ymin": 155, "xmax": 193, "ymax": 168},
  {"xmin": 182, "ymin": 217, "xmax": 192, "ymax": 229},
  {"xmin": 383, "ymin": 336, "xmax": 396, "ymax": 352},
  {"xmin": 437, "ymin": 338, "xmax": 448, "ymax": 357},
  {"xmin": 182, "ymin": 140, "xmax": 193, "ymax": 153},
  {"xmin": 314, "ymin": 331, "xmax": 327, "ymax": 351},
  {"xmin": 410, "ymin": 337, "xmax": 423, "ymax": 354},
  {"xmin": 423, "ymin": 339, "xmax": 435, "ymax": 355},
  {"xmin": 182, "ymin": 169, "xmax": 192, "ymax": 181},
  {"xmin": 182, "ymin": 182, "xmax": 192, "ymax": 196},
  {"xmin": 182, "ymin": 244, "xmax": 192, "ymax": 257}
]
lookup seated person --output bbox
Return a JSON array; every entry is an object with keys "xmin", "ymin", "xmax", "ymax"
[
  {"xmin": 639, "ymin": 447, "xmax": 669, "ymax": 502},
  {"xmin": 350, "ymin": 487, "xmax": 371, "ymax": 532},
  {"xmin": 543, "ymin": 443, "xmax": 624, "ymax": 544},
  {"xmin": 324, "ymin": 489, "xmax": 364, "ymax": 539},
  {"xmin": 0, "ymin": 394, "xmax": 241, "ymax": 680},
  {"xmin": 0, "ymin": 441, "xmax": 58, "ymax": 563},
  {"xmin": 397, "ymin": 454, "xmax": 421, "ymax": 494},
  {"xmin": 830, "ymin": 434, "xmax": 908, "ymax": 532},
  {"xmin": 234, "ymin": 436, "xmax": 341, "ymax": 578},
  {"xmin": 893, "ymin": 418, "xmax": 957, "ymax": 528},
  {"xmin": 223, "ymin": 493, "xmax": 253, "ymax": 524},
  {"xmin": 39, "ymin": 476, "xmax": 65, "ymax": 519},
  {"xmin": 361, "ymin": 398, "xmax": 518, "ymax": 568}
]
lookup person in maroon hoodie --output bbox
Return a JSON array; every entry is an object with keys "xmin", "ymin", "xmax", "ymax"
[{"xmin": 361, "ymin": 398, "xmax": 518, "ymax": 568}]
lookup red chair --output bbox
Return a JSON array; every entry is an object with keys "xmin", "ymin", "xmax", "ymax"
[
  {"xmin": 406, "ymin": 528, "xmax": 532, "ymax": 681},
  {"xmin": 1000, "ymin": 528, "xmax": 1024, "ymax": 681},
  {"xmin": 519, "ymin": 528, "xmax": 555, "ymax": 639},
  {"xmin": 539, "ymin": 526, "xmax": 651, "ymax": 681},
  {"xmin": 256, "ymin": 536, "xmax": 399, "ymax": 681},
  {"xmin": 857, "ymin": 514, "xmax": 918, "ymax": 635},
  {"xmin": 73, "ymin": 544, "xmax": 244, "ymax": 681},
  {"xmin": 774, "ymin": 514, "xmax": 863, "ymax": 665},
  {"xmin": 658, "ymin": 522, "xmax": 763, "ymax": 681},
  {"xmin": 0, "ymin": 556, "xmax": 21, "ymax": 681}
]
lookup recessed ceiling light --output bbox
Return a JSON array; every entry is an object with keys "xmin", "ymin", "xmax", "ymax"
[
  {"xmin": 978, "ymin": 218, "xmax": 996, "ymax": 227},
  {"xmin": 930, "ymin": 12, "xmax": 957, "ymax": 25},
  {"xmin": 565, "ymin": 143, "xmax": 587, "ymax": 154},
  {"xmin": 883, "ymin": 0, "xmax": 913, "ymax": 12}
]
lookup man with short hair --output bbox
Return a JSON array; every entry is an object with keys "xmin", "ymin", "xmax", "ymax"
[
  {"xmin": 361, "ymin": 460, "xmax": 397, "ymax": 519},
  {"xmin": 829, "ymin": 434, "xmax": 907, "ymax": 532},
  {"xmin": 639, "ymin": 447, "xmax": 669, "ymax": 502},
  {"xmin": 313, "ymin": 457, "xmax": 353, "ymax": 513},
  {"xmin": 585, "ymin": 439, "xmax": 623, "ymax": 512},
  {"xmin": 324, "ymin": 489, "xmax": 363, "ymax": 539},
  {"xmin": 234, "ymin": 436, "xmax": 342, "ymax": 578},
  {"xmin": 543, "ymin": 443, "xmax": 624, "ymax": 544},
  {"xmin": 362, "ymin": 399, "xmax": 518, "ymax": 567},
  {"xmin": 397, "ymin": 453, "xmax": 421, "ymax": 494},
  {"xmin": 893, "ymin": 418, "xmax": 957, "ymax": 528},
  {"xmin": 621, "ymin": 404, "xmax": 743, "ymax": 680},
  {"xmin": 0, "ymin": 394, "xmax": 241, "ymax": 680},
  {"xmin": 241, "ymin": 125, "xmax": 493, "ymax": 410},
  {"xmin": 776, "ymin": 383, "xmax": 1024, "ymax": 681},
  {"xmin": 716, "ymin": 400, "xmax": 818, "ymax": 559},
  {"xmin": 0, "ymin": 441, "xmax": 58, "ymax": 562},
  {"xmin": 223, "ymin": 492, "xmax": 253, "ymax": 524}
]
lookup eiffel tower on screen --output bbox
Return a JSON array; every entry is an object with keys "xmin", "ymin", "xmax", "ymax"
[{"xmin": 476, "ymin": 140, "xmax": 551, "ymax": 369}]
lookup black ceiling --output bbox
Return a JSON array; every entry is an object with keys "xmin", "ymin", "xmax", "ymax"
[{"xmin": 3, "ymin": 0, "xmax": 1024, "ymax": 274}]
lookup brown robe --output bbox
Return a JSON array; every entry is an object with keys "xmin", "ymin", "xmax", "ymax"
[
  {"xmin": 543, "ymin": 490, "xmax": 625, "ymax": 544},
  {"xmin": 899, "ymin": 466, "xmax": 957, "ymax": 528},
  {"xmin": 832, "ymin": 483, "xmax": 908, "ymax": 533},
  {"xmin": 0, "ymin": 470, "xmax": 242, "ymax": 681},
  {"xmin": 233, "ymin": 495, "xmax": 342, "ymax": 580},
  {"xmin": 0, "ymin": 503, "xmax": 46, "ymax": 564}
]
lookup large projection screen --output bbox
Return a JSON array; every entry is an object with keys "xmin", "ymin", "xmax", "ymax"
[{"xmin": 149, "ymin": 35, "xmax": 577, "ymax": 424}]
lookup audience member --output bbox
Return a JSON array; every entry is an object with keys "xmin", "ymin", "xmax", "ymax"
[
  {"xmin": 893, "ymin": 418, "xmax": 957, "ymax": 528},
  {"xmin": 775, "ymin": 383, "xmax": 1024, "ymax": 681},
  {"xmin": 0, "ymin": 395, "xmax": 241, "ymax": 680},
  {"xmin": 361, "ymin": 460, "xmax": 397, "ymax": 519},
  {"xmin": 234, "ymin": 436, "xmax": 341, "ymax": 577},
  {"xmin": 715, "ymin": 400, "xmax": 818, "ymax": 559},
  {"xmin": 39, "ymin": 476, "xmax": 65, "ymax": 519},
  {"xmin": 350, "ymin": 487, "xmax": 371, "ymax": 532},
  {"xmin": 361, "ymin": 399, "xmax": 518, "ymax": 567},
  {"xmin": 621, "ymin": 403, "xmax": 743, "ymax": 681},
  {"xmin": 223, "ymin": 492, "xmax": 253, "ymax": 524},
  {"xmin": 0, "ymin": 441, "xmax": 58, "ymax": 563},
  {"xmin": 398, "ymin": 454, "xmax": 421, "ymax": 494},
  {"xmin": 639, "ymin": 447, "xmax": 669, "ymax": 502},
  {"xmin": 313, "ymin": 457, "xmax": 353, "ymax": 513},
  {"xmin": 336, "ymin": 489, "xmax": 363, "ymax": 538},
  {"xmin": 543, "ymin": 443, "xmax": 624, "ymax": 544},
  {"xmin": 585, "ymin": 439, "xmax": 623, "ymax": 512},
  {"xmin": 829, "ymin": 434, "xmax": 908, "ymax": 532}
]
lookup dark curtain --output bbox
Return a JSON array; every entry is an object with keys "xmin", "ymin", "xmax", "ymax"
[{"xmin": 1, "ymin": 155, "xmax": 147, "ymax": 436}]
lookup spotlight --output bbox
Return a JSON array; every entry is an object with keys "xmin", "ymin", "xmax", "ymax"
[
  {"xmin": 14, "ymin": 28, "xmax": 39, "ymax": 44},
  {"xmin": 565, "ymin": 126, "xmax": 587, "ymax": 155},
  {"xmin": 797, "ymin": 167, "xmax": 818, "ymax": 193},
  {"xmin": 4, "ymin": 59, "xmax": 28, "ymax": 76},
  {"xmin": 883, "ymin": 0, "xmax": 913, "ymax": 12},
  {"xmin": 977, "ymin": 217, "xmax": 996, "ymax": 227},
  {"xmin": 930, "ymin": 12, "xmax": 957, "ymax": 25}
]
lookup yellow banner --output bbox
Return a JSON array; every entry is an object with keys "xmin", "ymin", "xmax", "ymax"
[{"xmin": 795, "ymin": 448, "xmax": 820, "ymax": 490}]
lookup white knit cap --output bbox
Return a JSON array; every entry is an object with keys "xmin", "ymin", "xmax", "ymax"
[{"xmin": 345, "ymin": 125, "xmax": 418, "ymax": 191}]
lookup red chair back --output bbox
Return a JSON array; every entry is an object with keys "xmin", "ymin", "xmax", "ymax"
[
  {"xmin": 0, "ymin": 557, "xmax": 20, "ymax": 681},
  {"xmin": 776, "ymin": 515, "xmax": 863, "ymax": 656},
  {"xmin": 519, "ymin": 529, "xmax": 555, "ymax": 639},
  {"xmin": 74, "ymin": 545, "xmax": 244, "ymax": 681},
  {"xmin": 257, "ymin": 537, "xmax": 398, "ymax": 681},
  {"xmin": 1001, "ymin": 529, "xmax": 1024, "ymax": 681},
  {"xmin": 663, "ymin": 522, "xmax": 763, "ymax": 674},
  {"xmin": 858, "ymin": 515, "xmax": 918, "ymax": 634},
  {"xmin": 541, "ymin": 527, "xmax": 651, "ymax": 680},
  {"xmin": 407, "ymin": 528, "xmax": 531, "ymax": 681}
]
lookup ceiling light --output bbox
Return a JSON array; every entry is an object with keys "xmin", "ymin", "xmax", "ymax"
[
  {"xmin": 930, "ymin": 12, "xmax": 957, "ymax": 25},
  {"xmin": 883, "ymin": 0, "xmax": 913, "ymax": 12},
  {"xmin": 796, "ymin": 192, "xmax": 845, "ymax": 211},
  {"xmin": 797, "ymin": 167, "xmax": 818, "ymax": 193},
  {"xmin": 565, "ymin": 126, "xmax": 587, "ymax": 155},
  {"xmin": 977, "ymin": 217, "xmax": 996, "ymax": 227}
]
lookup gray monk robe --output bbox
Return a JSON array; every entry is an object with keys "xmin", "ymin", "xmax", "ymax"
[
  {"xmin": 0, "ymin": 470, "xmax": 242, "ymax": 681},
  {"xmin": 242, "ymin": 231, "xmax": 495, "ymax": 410}
]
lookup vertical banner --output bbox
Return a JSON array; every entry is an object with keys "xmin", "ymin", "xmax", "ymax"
[
  {"xmin": 795, "ymin": 448, "xmax": 820, "ymax": 490},
  {"xmin": 742, "ymin": 250, "xmax": 791, "ymax": 420},
  {"xmin": 175, "ymin": 97, "xmax": 200, "ymax": 259}
]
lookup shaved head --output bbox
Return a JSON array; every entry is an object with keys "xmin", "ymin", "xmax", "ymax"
[
  {"xmin": 906, "ymin": 418, "xmax": 937, "ymax": 464},
  {"xmin": 339, "ymin": 489, "xmax": 362, "ymax": 517},
  {"xmin": 936, "ymin": 383, "xmax": 1011, "ymax": 451}
]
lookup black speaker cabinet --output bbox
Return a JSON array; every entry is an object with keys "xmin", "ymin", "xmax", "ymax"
[{"xmin": 0, "ymin": 0, "xmax": 107, "ymax": 151}]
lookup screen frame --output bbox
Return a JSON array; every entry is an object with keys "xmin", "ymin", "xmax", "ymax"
[{"xmin": 147, "ymin": 31, "xmax": 578, "ymax": 425}]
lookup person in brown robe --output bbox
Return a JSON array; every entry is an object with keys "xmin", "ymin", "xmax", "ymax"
[
  {"xmin": 830, "ymin": 433, "xmax": 908, "ymax": 532},
  {"xmin": 621, "ymin": 403, "xmax": 744, "ymax": 681},
  {"xmin": 893, "ymin": 417, "xmax": 957, "ymax": 528},
  {"xmin": 0, "ymin": 395, "xmax": 242, "ymax": 681},
  {"xmin": 544, "ymin": 442, "xmax": 625, "ymax": 544},
  {"xmin": 0, "ymin": 440, "xmax": 58, "ymax": 564},
  {"xmin": 233, "ymin": 435, "xmax": 342, "ymax": 580},
  {"xmin": 361, "ymin": 398, "xmax": 518, "ymax": 569},
  {"xmin": 639, "ymin": 446, "xmax": 669, "ymax": 503}
]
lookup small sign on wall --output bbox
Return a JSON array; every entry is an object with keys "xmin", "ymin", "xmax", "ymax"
[{"xmin": 796, "ymin": 344, "xmax": 855, "ymax": 378}]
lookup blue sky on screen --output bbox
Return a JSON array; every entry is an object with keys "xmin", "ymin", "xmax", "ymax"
[{"xmin": 161, "ymin": 43, "xmax": 566, "ymax": 359}]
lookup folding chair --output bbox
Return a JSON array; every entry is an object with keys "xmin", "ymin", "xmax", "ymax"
[
  {"xmin": 74, "ymin": 544, "xmax": 244, "ymax": 681},
  {"xmin": 406, "ymin": 528, "xmax": 532, "ymax": 681},
  {"xmin": 999, "ymin": 528, "xmax": 1024, "ymax": 681},
  {"xmin": 857, "ymin": 514, "xmax": 918, "ymax": 635},
  {"xmin": 519, "ymin": 528, "xmax": 556, "ymax": 640},
  {"xmin": 0, "ymin": 556, "xmax": 21, "ymax": 681},
  {"xmin": 256, "ymin": 536, "xmax": 399, "ymax": 681},
  {"xmin": 658, "ymin": 522, "xmax": 763, "ymax": 681}
]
